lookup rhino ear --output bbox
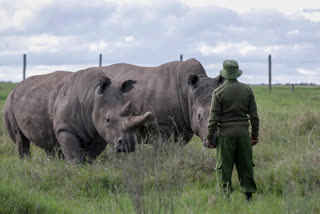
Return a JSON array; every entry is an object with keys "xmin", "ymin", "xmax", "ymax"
[
  {"xmin": 188, "ymin": 75, "xmax": 200, "ymax": 88},
  {"xmin": 121, "ymin": 80, "xmax": 137, "ymax": 93},
  {"xmin": 98, "ymin": 76, "xmax": 111, "ymax": 94},
  {"xmin": 120, "ymin": 101, "xmax": 132, "ymax": 117}
]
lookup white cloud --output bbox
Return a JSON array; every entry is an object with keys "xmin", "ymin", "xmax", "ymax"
[
  {"xmin": 263, "ymin": 45, "xmax": 281, "ymax": 54},
  {"xmin": 124, "ymin": 36, "xmax": 135, "ymax": 42},
  {"xmin": 103, "ymin": 0, "xmax": 170, "ymax": 7},
  {"xmin": 197, "ymin": 43, "xmax": 312, "ymax": 57},
  {"xmin": 180, "ymin": 0, "xmax": 320, "ymax": 22},
  {"xmin": 198, "ymin": 42, "xmax": 257, "ymax": 56},
  {"xmin": 300, "ymin": 10, "xmax": 320, "ymax": 22},
  {"xmin": 17, "ymin": 0, "xmax": 53, "ymax": 9},
  {"xmin": 180, "ymin": 0, "xmax": 320, "ymax": 15},
  {"xmin": 0, "ymin": 8, "xmax": 11, "ymax": 30},
  {"xmin": 0, "ymin": 0, "xmax": 320, "ymax": 84},
  {"xmin": 13, "ymin": 9, "xmax": 34, "ymax": 29},
  {"xmin": 88, "ymin": 40, "xmax": 110, "ymax": 53},
  {"xmin": 287, "ymin": 30, "xmax": 299, "ymax": 36},
  {"xmin": 28, "ymin": 34, "xmax": 64, "ymax": 53},
  {"xmin": 88, "ymin": 36, "xmax": 138, "ymax": 53},
  {"xmin": 0, "ymin": 64, "xmax": 97, "ymax": 82},
  {"xmin": 0, "ymin": 0, "xmax": 53, "ymax": 30},
  {"xmin": 297, "ymin": 68, "xmax": 320, "ymax": 76},
  {"xmin": 204, "ymin": 63, "xmax": 220, "ymax": 70},
  {"xmin": 0, "ymin": 34, "xmax": 80, "ymax": 55}
]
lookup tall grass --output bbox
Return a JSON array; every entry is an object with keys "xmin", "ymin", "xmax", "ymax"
[{"xmin": 0, "ymin": 84, "xmax": 320, "ymax": 213}]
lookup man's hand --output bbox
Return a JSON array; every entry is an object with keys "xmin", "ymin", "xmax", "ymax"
[
  {"xmin": 251, "ymin": 137, "xmax": 259, "ymax": 146},
  {"xmin": 204, "ymin": 139, "xmax": 215, "ymax": 149}
]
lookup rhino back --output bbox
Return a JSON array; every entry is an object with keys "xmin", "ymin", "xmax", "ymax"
[
  {"xmin": 8, "ymin": 71, "xmax": 71, "ymax": 150},
  {"xmin": 101, "ymin": 62, "xmax": 184, "ymax": 125}
]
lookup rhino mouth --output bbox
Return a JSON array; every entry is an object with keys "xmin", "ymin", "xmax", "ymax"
[{"xmin": 115, "ymin": 140, "xmax": 135, "ymax": 153}]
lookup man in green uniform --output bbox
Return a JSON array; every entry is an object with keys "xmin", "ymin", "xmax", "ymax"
[{"xmin": 205, "ymin": 60, "xmax": 259, "ymax": 201}]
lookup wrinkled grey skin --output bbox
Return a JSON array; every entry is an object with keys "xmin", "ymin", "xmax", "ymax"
[
  {"xmin": 96, "ymin": 58, "xmax": 224, "ymax": 144},
  {"xmin": 3, "ymin": 69, "xmax": 152, "ymax": 164}
]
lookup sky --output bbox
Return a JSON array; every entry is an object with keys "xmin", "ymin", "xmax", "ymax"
[{"xmin": 0, "ymin": 0, "xmax": 320, "ymax": 84}]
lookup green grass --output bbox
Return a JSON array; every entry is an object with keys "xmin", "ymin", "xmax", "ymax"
[{"xmin": 0, "ymin": 83, "xmax": 320, "ymax": 213}]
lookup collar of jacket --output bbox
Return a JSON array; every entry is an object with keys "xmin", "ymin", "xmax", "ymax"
[{"xmin": 224, "ymin": 79, "xmax": 238, "ymax": 84}]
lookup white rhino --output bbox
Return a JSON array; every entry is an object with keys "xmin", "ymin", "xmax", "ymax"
[
  {"xmin": 90, "ymin": 58, "xmax": 224, "ymax": 144},
  {"xmin": 3, "ymin": 69, "xmax": 152, "ymax": 164}
]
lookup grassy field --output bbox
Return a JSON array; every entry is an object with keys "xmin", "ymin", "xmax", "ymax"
[{"xmin": 0, "ymin": 83, "xmax": 320, "ymax": 214}]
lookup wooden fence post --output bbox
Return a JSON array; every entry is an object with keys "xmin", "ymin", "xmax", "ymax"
[
  {"xmin": 180, "ymin": 54, "xmax": 183, "ymax": 62},
  {"xmin": 291, "ymin": 84, "xmax": 295, "ymax": 92},
  {"xmin": 23, "ymin": 54, "xmax": 26, "ymax": 80},
  {"xmin": 268, "ymin": 55, "xmax": 272, "ymax": 91},
  {"xmin": 99, "ymin": 54, "xmax": 102, "ymax": 67}
]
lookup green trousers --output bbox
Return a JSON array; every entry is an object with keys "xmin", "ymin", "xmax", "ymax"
[{"xmin": 216, "ymin": 136, "xmax": 257, "ymax": 194}]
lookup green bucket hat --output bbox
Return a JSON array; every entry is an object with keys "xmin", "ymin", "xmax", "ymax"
[{"xmin": 219, "ymin": 60, "xmax": 242, "ymax": 79}]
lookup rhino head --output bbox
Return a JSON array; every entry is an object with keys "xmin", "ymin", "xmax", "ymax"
[
  {"xmin": 92, "ymin": 77, "xmax": 152, "ymax": 152},
  {"xmin": 187, "ymin": 74, "xmax": 224, "ymax": 141}
]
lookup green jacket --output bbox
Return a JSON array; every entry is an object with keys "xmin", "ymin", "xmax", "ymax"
[{"xmin": 206, "ymin": 79, "xmax": 259, "ymax": 140}]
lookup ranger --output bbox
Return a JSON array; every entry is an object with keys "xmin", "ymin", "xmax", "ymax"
[{"xmin": 205, "ymin": 60, "xmax": 259, "ymax": 201}]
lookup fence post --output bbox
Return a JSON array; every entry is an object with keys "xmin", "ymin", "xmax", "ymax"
[
  {"xmin": 268, "ymin": 55, "xmax": 272, "ymax": 91},
  {"xmin": 291, "ymin": 84, "xmax": 295, "ymax": 92},
  {"xmin": 180, "ymin": 54, "xmax": 183, "ymax": 62},
  {"xmin": 23, "ymin": 54, "xmax": 26, "ymax": 81},
  {"xmin": 99, "ymin": 54, "xmax": 102, "ymax": 67}
]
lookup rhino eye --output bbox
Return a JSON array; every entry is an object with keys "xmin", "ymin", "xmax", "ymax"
[
  {"xmin": 197, "ymin": 113, "xmax": 201, "ymax": 120},
  {"xmin": 106, "ymin": 118, "xmax": 111, "ymax": 123}
]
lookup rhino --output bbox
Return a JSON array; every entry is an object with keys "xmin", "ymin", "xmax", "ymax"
[
  {"xmin": 82, "ymin": 58, "xmax": 224, "ymax": 144},
  {"xmin": 3, "ymin": 69, "xmax": 152, "ymax": 164}
]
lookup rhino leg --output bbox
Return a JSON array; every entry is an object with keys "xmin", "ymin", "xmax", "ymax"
[
  {"xmin": 86, "ymin": 141, "xmax": 107, "ymax": 160},
  {"xmin": 181, "ymin": 133, "xmax": 194, "ymax": 146},
  {"xmin": 16, "ymin": 129, "xmax": 31, "ymax": 158},
  {"xmin": 57, "ymin": 131, "xmax": 84, "ymax": 165},
  {"xmin": 3, "ymin": 108, "xmax": 30, "ymax": 158}
]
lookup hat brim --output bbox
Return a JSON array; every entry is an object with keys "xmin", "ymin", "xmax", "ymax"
[{"xmin": 219, "ymin": 69, "xmax": 242, "ymax": 79}]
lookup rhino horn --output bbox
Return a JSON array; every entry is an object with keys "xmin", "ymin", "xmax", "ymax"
[
  {"xmin": 120, "ymin": 101, "xmax": 132, "ymax": 117},
  {"xmin": 128, "ymin": 111, "xmax": 153, "ymax": 128}
]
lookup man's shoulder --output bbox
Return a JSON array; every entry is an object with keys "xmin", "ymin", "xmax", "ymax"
[
  {"xmin": 213, "ymin": 84, "xmax": 225, "ymax": 96},
  {"xmin": 238, "ymin": 82, "xmax": 253, "ymax": 93}
]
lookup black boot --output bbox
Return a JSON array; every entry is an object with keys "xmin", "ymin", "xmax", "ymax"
[{"xmin": 245, "ymin": 192, "xmax": 252, "ymax": 201}]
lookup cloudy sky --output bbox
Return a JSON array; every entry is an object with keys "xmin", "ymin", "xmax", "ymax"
[{"xmin": 1, "ymin": 0, "xmax": 320, "ymax": 84}]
